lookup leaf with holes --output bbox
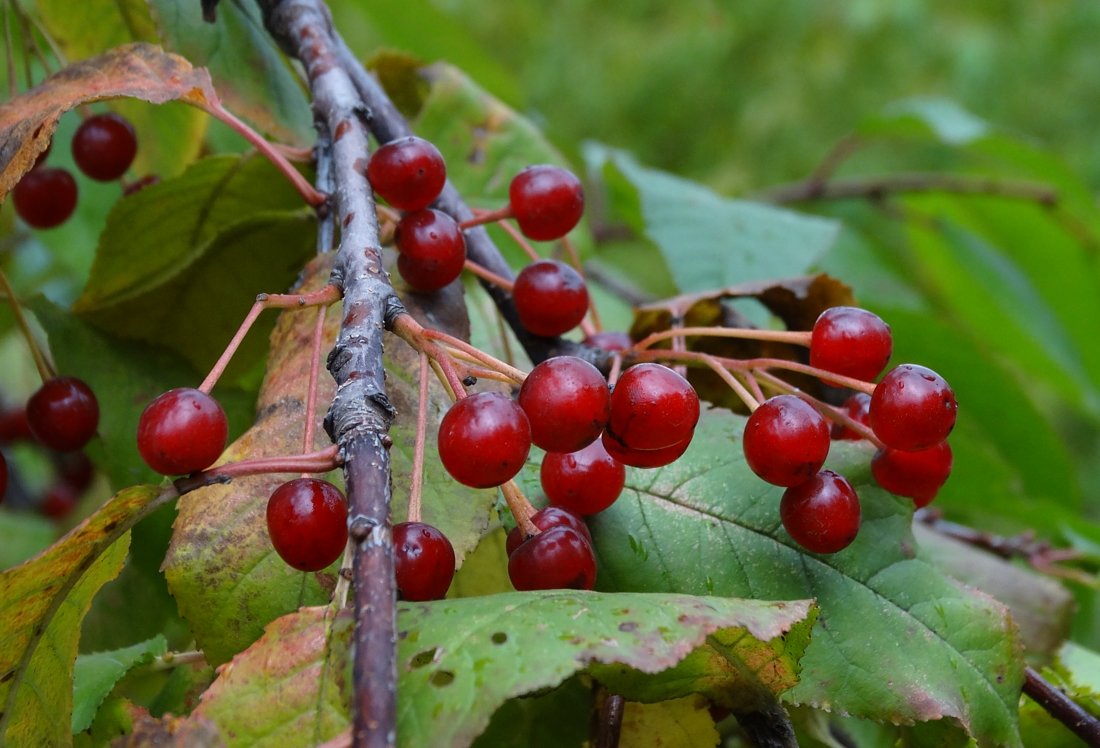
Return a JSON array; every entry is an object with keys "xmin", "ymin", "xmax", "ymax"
[{"xmin": 589, "ymin": 408, "xmax": 1024, "ymax": 747}]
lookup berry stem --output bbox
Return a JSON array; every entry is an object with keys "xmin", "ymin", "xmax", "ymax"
[
  {"xmin": 749, "ymin": 357, "xmax": 877, "ymax": 394},
  {"xmin": 501, "ymin": 479, "xmax": 540, "ymax": 538},
  {"xmin": 0, "ymin": 266, "xmax": 54, "ymax": 382},
  {"xmin": 173, "ymin": 445, "xmax": 341, "ymax": 493},
  {"xmin": 562, "ymin": 236, "xmax": 604, "ymax": 334},
  {"xmin": 634, "ymin": 325, "xmax": 812, "ymax": 351},
  {"xmin": 406, "ymin": 352, "xmax": 430, "ymax": 525},
  {"xmin": 199, "ymin": 285, "xmax": 341, "ymax": 394},
  {"xmin": 753, "ymin": 368, "xmax": 885, "ymax": 448},
  {"xmin": 698, "ymin": 353, "xmax": 760, "ymax": 412},
  {"xmin": 302, "ymin": 304, "xmax": 329, "ymax": 457},
  {"xmin": 390, "ymin": 313, "xmax": 470, "ymax": 400},
  {"xmin": 422, "ymin": 326, "xmax": 527, "ymax": 384},
  {"xmin": 463, "ymin": 258, "xmax": 515, "ymax": 292},
  {"xmin": 145, "ymin": 650, "xmax": 207, "ymax": 672},
  {"xmin": 494, "ymin": 216, "xmax": 542, "ymax": 262},
  {"xmin": 459, "ymin": 206, "xmax": 513, "ymax": 231}
]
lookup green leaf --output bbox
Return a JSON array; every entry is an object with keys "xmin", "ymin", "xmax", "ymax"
[
  {"xmin": 587, "ymin": 145, "xmax": 840, "ymax": 293},
  {"xmin": 0, "ymin": 510, "xmax": 55, "ymax": 569},
  {"xmin": 860, "ymin": 97, "xmax": 990, "ymax": 145},
  {"xmin": 0, "ymin": 485, "xmax": 163, "ymax": 746},
  {"xmin": 470, "ymin": 677, "xmax": 591, "ymax": 748},
  {"xmin": 72, "ymin": 635, "xmax": 167, "ymax": 733},
  {"xmin": 590, "ymin": 409, "xmax": 1024, "ymax": 747},
  {"xmin": 1020, "ymin": 642, "xmax": 1100, "ymax": 747}
]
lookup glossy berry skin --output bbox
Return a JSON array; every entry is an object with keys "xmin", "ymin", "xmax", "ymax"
[
  {"xmin": 506, "ymin": 506, "xmax": 592, "ymax": 556},
  {"xmin": 606, "ymin": 363, "xmax": 699, "ymax": 452},
  {"xmin": 584, "ymin": 331, "xmax": 633, "ymax": 352},
  {"xmin": 12, "ymin": 167, "xmax": 77, "ymax": 229},
  {"xmin": 742, "ymin": 395, "xmax": 830, "ymax": 487},
  {"xmin": 831, "ymin": 392, "xmax": 872, "ymax": 441},
  {"xmin": 394, "ymin": 209, "xmax": 467, "ymax": 291},
  {"xmin": 438, "ymin": 392, "xmax": 531, "ymax": 488},
  {"xmin": 601, "ymin": 429, "xmax": 692, "ymax": 469},
  {"xmin": 394, "ymin": 522, "xmax": 456, "ymax": 601},
  {"xmin": 870, "ymin": 364, "xmax": 958, "ymax": 451},
  {"xmin": 366, "ymin": 136, "xmax": 446, "ymax": 211},
  {"xmin": 72, "ymin": 113, "xmax": 137, "ymax": 181},
  {"xmin": 508, "ymin": 525, "xmax": 596, "ymax": 591},
  {"xmin": 26, "ymin": 377, "xmax": 99, "ymax": 452},
  {"xmin": 509, "ymin": 165, "xmax": 584, "ymax": 241},
  {"xmin": 137, "ymin": 388, "xmax": 228, "ymax": 475},
  {"xmin": 266, "ymin": 478, "xmax": 347, "ymax": 572},
  {"xmin": 518, "ymin": 356, "xmax": 610, "ymax": 453},
  {"xmin": 872, "ymin": 442, "xmax": 953, "ymax": 508},
  {"xmin": 512, "ymin": 259, "xmax": 589, "ymax": 337},
  {"xmin": 810, "ymin": 306, "xmax": 893, "ymax": 382},
  {"xmin": 541, "ymin": 439, "xmax": 625, "ymax": 516},
  {"xmin": 780, "ymin": 470, "xmax": 861, "ymax": 554}
]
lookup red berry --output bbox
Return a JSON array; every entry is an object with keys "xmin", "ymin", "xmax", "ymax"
[
  {"xmin": 137, "ymin": 388, "xmax": 228, "ymax": 475},
  {"xmin": 606, "ymin": 363, "xmax": 699, "ymax": 452},
  {"xmin": 508, "ymin": 525, "xmax": 596, "ymax": 591},
  {"xmin": 26, "ymin": 377, "xmax": 99, "ymax": 452},
  {"xmin": 57, "ymin": 451, "xmax": 95, "ymax": 494},
  {"xmin": 437, "ymin": 392, "xmax": 531, "ymax": 488},
  {"xmin": 506, "ymin": 506, "xmax": 592, "ymax": 556},
  {"xmin": 366, "ymin": 136, "xmax": 446, "ymax": 211},
  {"xmin": 266, "ymin": 478, "xmax": 348, "ymax": 571},
  {"xmin": 0, "ymin": 407, "xmax": 33, "ymax": 442},
  {"xmin": 831, "ymin": 392, "xmax": 872, "ymax": 441},
  {"xmin": 541, "ymin": 439, "xmax": 625, "ymax": 516},
  {"xmin": 518, "ymin": 356, "xmax": 610, "ymax": 453},
  {"xmin": 12, "ymin": 167, "xmax": 77, "ymax": 229},
  {"xmin": 870, "ymin": 364, "xmax": 958, "ymax": 451},
  {"xmin": 583, "ymin": 331, "xmax": 633, "ymax": 352},
  {"xmin": 394, "ymin": 209, "xmax": 466, "ymax": 291},
  {"xmin": 872, "ymin": 442, "xmax": 953, "ymax": 507},
  {"xmin": 810, "ymin": 306, "xmax": 893, "ymax": 382},
  {"xmin": 509, "ymin": 165, "xmax": 584, "ymax": 241},
  {"xmin": 780, "ymin": 470, "xmax": 861, "ymax": 554},
  {"xmin": 512, "ymin": 259, "xmax": 589, "ymax": 337},
  {"xmin": 72, "ymin": 113, "xmax": 137, "ymax": 181},
  {"xmin": 394, "ymin": 521, "xmax": 456, "ymax": 601},
  {"xmin": 40, "ymin": 482, "xmax": 78, "ymax": 519},
  {"xmin": 742, "ymin": 395, "xmax": 830, "ymax": 487},
  {"xmin": 601, "ymin": 429, "xmax": 692, "ymax": 469}
]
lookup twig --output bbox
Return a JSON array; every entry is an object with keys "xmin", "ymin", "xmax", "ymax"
[
  {"xmin": 595, "ymin": 693, "xmax": 624, "ymax": 748},
  {"xmin": 758, "ymin": 172, "xmax": 1058, "ymax": 206},
  {"xmin": 1023, "ymin": 666, "xmax": 1100, "ymax": 745}
]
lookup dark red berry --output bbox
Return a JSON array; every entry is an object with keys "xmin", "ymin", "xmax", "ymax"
[
  {"xmin": 606, "ymin": 363, "xmax": 699, "ymax": 452},
  {"xmin": 518, "ymin": 356, "xmax": 610, "ymax": 453},
  {"xmin": 870, "ymin": 364, "xmax": 958, "ymax": 451},
  {"xmin": 506, "ymin": 506, "xmax": 592, "ymax": 556},
  {"xmin": 583, "ymin": 331, "xmax": 633, "ymax": 352},
  {"xmin": 831, "ymin": 392, "xmax": 872, "ymax": 441},
  {"xmin": 266, "ymin": 478, "xmax": 348, "ymax": 572},
  {"xmin": 26, "ymin": 377, "xmax": 99, "ymax": 452},
  {"xmin": 438, "ymin": 392, "xmax": 531, "ymax": 488},
  {"xmin": 394, "ymin": 209, "xmax": 466, "ymax": 291},
  {"xmin": 137, "ymin": 388, "xmax": 228, "ymax": 475},
  {"xmin": 394, "ymin": 522, "xmax": 456, "ymax": 601},
  {"xmin": 508, "ymin": 165, "xmax": 584, "ymax": 241},
  {"xmin": 872, "ymin": 442, "xmax": 953, "ymax": 507},
  {"xmin": 742, "ymin": 395, "xmax": 830, "ymax": 487},
  {"xmin": 780, "ymin": 470, "xmax": 861, "ymax": 554},
  {"xmin": 508, "ymin": 525, "xmax": 596, "ymax": 591},
  {"xmin": 512, "ymin": 259, "xmax": 589, "ymax": 337},
  {"xmin": 0, "ymin": 407, "xmax": 32, "ymax": 442},
  {"xmin": 601, "ymin": 429, "xmax": 692, "ymax": 469},
  {"xmin": 541, "ymin": 439, "xmax": 625, "ymax": 516},
  {"xmin": 366, "ymin": 136, "xmax": 446, "ymax": 211},
  {"xmin": 57, "ymin": 451, "xmax": 95, "ymax": 494},
  {"xmin": 12, "ymin": 167, "xmax": 77, "ymax": 229},
  {"xmin": 40, "ymin": 483, "xmax": 78, "ymax": 519},
  {"xmin": 810, "ymin": 306, "xmax": 893, "ymax": 382},
  {"xmin": 72, "ymin": 113, "xmax": 137, "ymax": 181}
]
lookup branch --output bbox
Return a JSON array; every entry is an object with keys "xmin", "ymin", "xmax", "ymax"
[
  {"xmin": 1023, "ymin": 666, "xmax": 1100, "ymax": 745},
  {"xmin": 757, "ymin": 172, "xmax": 1058, "ymax": 206}
]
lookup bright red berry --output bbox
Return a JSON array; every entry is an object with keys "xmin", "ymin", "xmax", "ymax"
[
  {"xmin": 12, "ymin": 167, "xmax": 77, "ymax": 229},
  {"xmin": 366, "ymin": 136, "xmax": 446, "ymax": 211},
  {"xmin": 601, "ymin": 429, "xmax": 692, "ymax": 469},
  {"xmin": 508, "ymin": 525, "xmax": 596, "ymax": 591},
  {"xmin": 606, "ymin": 363, "xmax": 699, "ymax": 452},
  {"xmin": 810, "ymin": 306, "xmax": 893, "ymax": 382},
  {"xmin": 518, "ymin": 356, "xmax": 610, "ymax": 453},
  {"xmin": 137, "ymin": 388, "xmax": 228, "ymax": 475},
  {"xmin": 541, "ymin": 439, "xmax": 625, "ymax": 516},
  {"xmin": 780, "ymin": 470, "xmax": 861, "ymax": 554},
  {"xmin": 394, "ymin": 208, "xmax": 467, "ymax": 291},
  {"xmin": 742, "ymin": 395, "xmax": 830, "ymax": 487},
  {"xmin": 872, "ymin": 442, "xmax": 953, "ymax": 507},
  {"xmin": 584, "ymin": 331, "xmax": 633, "ymax": 352},
  {"xmin": 266, "ymin": 478, "xmax": 348, "ymax": 571},
  {"xmin": 26, "ymin": 377, "xmax": 99, "ymax": 452},
  {"xmin": 512, "ymin": 259, "xmax": 589, "ymax": 337},
  {"xmin": 831, "ymin": 392, "xmax": 872, "ymax": 441},
  {"xmin": 72, "ymin": 113, "xmax": 137, "ymax": 181},
  {"xmin": 438, "ymin": 392, "xmax": 531, "ymax": 488},
  {"xmin": 508, "ymin": 165, "xmax": 584, "ymax": 241},
  {"xmin": 506, "ymin": 506, "xmax": 592, "ymax": 556},
  {"xmin": 394, "ymin": 521, "xmax": 456, "ymax": 601},
  {"xmin": 870, "ymin": 364, "xmax": 958, "ymax": 451}
]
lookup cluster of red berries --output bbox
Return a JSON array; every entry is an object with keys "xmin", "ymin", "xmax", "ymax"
[
  {"xmin": 743, "ymin": 306, "xmax": 957, "ymax": 554},
  {"xmin": 12, "ymin": 112, "xmax": 138, "ymax": 229},
  {"xmin": 0, "ymin": 377, "xmax": 99, "ymax": 517}
]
